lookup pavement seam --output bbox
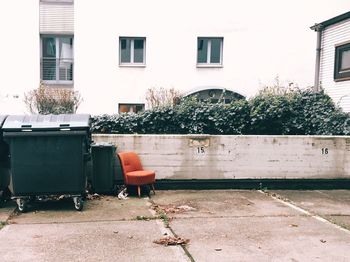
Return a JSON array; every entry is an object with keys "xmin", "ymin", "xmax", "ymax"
[
  {"xmin": 259, "ymin": 190, "xmax": 350, "ymax": 235},
  {"xmin": 166, "ymin": 214, "xmax": 307, "ymax": 220},
  {"xmin": 6, "ymin": 219, "xmax": 158, "ymax": 225},
  {"xmin": 148, "ymin": 199, "xmax": 195, "ymax": 262}
]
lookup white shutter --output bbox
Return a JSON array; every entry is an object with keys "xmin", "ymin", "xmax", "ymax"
[{"xmin": 40, "ymin": 1, "xmax": 74, "ymax": 34}]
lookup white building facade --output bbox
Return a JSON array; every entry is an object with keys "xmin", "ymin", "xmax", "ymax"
[
  {"xmin": 74, "ymin": 0, "xmax": 249, "ymax": 114},
  {"xmin": 3, "ymin": 0, "xmax": 338, "ymax": 115},
  {"xmin": 311, "ymin": 11, "xmax": 350, "ymax": 112}
]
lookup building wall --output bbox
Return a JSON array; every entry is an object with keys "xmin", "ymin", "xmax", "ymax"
[
  {"xmin": 74, "ymin": 1, "xmax": 245, "ymax": 114},
  {"xmin": 0, "ymin": 0, "xmax": 325, "ymax": 115},
  {"xmin": 320, "ymin": 18, "xmax": 350, "ymax": 111},
  {"xmin": 74, "ymin": 0, "xmax": 316, "ymax": 115},
  {"xmin": 93, "ymin": 134, "xmax": 350, "ymax": 180}
]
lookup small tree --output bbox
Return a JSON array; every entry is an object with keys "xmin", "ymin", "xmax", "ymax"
[
  {"xmin": 24, "ymin": 83, "xmax": 82, "ymax": 114},
  {"xmin": 145, "ymin": 87, "xmax": 181, "ymax": 109}
]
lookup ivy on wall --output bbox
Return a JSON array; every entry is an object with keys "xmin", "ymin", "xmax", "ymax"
[{"xmin": 91, "ymin": 89, "xmax": 350, "ymax": 136}]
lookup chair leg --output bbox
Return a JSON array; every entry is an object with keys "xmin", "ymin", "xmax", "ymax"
[
  {"xmin": 137, "ymin": 186, "xmax": 141, "ymax": 198},
  {"xmin": 151, "ymin": 184, "xmax": 156, "ymax": 195}
]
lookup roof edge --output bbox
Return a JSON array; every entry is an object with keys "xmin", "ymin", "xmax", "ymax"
[{"xmin": 310, "ymin": 11, "xmax": 350, "ymax": 31}]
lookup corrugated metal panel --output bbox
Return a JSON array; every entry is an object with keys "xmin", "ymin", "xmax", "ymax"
[
  {"xmin": 319, "ymin": 19, "xmax": 350, "ymax": 112},
  {"xmin": 40, "ymin": 2, "xmax": 74, "ymax": 33}
]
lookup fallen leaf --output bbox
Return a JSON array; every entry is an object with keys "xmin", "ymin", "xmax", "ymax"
[
  {"xmin": 289, "ymin": 224, "xmax": 298, "ymax": 227},
  {"xmin": 152, "ymin": 204, "xmax": 196, "ymax": 214},
  {"xmin": 154, "ymin": 236, "xmax": 190, "ymax": 246}
]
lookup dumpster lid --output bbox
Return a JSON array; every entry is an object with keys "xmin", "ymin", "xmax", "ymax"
[
  {"xmin": 2, "ymin": 114, "xmax": 91, "ymax": 131},
  {"xmin": 0, "ymin": 115, "xmax": 8, "ymax": 127},
  {"xmin": 92, "ymin": 142, "xmax": 115, "ymax": 147}
]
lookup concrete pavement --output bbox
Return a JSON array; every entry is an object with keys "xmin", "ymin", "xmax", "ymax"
[{"xmin": 0, "ymin": 190, "xmax": 349, "ymax": 261}]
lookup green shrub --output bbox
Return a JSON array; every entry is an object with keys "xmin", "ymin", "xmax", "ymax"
[
  {"xmin": 92, "ymin": 98, "xmax": 250, "ymax": 135},
  {"xmin": 91, "ymin": 88, "xmax": 350, "ymax": 135}
]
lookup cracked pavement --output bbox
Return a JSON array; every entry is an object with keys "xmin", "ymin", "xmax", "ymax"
[{"xmin": 0, "ymin": 190, "xmax": 350, "ymax": 261}]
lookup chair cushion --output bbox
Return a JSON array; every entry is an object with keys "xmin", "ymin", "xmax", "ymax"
[
  {"xmin": 118, "ymin": 152, "xmax": 143, "ymax": 173},
  {"xmin": 126, "ymin": 170, "xmax": 155, "ymax": 185}
]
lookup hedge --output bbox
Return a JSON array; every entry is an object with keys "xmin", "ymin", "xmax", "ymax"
[{"xmin": 91, "ymin": 89, "xmax": 350, "ymax": 135}]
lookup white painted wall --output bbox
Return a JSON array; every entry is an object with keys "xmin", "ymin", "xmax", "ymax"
[
  {"xmin": 0, "ymin": 0, "xmax": 40, "ymax": 114},
  {"xmin": 93, "ymin": 134, "xmax": 350, "ymax": 180},
  {"xmin": 75, "ymin": 0, "xmax": 324, "ymax": 115},
  {"xmin": 319, "ymin": 18, "xmax": 350, "ymax": 111},
  {"xmin": 1, "ymin": 0, "xmax": 349, "ymax": 115}
]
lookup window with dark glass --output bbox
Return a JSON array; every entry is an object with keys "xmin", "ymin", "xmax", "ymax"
[
  {"xmin": 41, "ymin": 35, "xmax": 73, "ymax": 83},
  {"xmin": 197, "ymin": 37, "xmax": 223, "ymax": 66},
  {"xmin": 119, "ymin": 37, "xmax": 145, "ymax": 65},
  {"xmin": 118, "ymin": 103, "xmax": 145, "ymax": 113},
  {"xmin": 334, "ymin": 43, "xmax": 350, "ymax": 81}
]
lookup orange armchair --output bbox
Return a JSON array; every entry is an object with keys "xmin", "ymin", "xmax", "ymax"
[{"xmin": 117, "ymin": 152, "xmax": 155, "ymax": 197}]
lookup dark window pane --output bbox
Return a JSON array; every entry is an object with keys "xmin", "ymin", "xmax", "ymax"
[
  {"xmin": 210, "ymin": 38, "xmax": 222, "ymax": 63},
  {"xmin": 120, "ymin": 38, "xmax": 131, "ymax": 63},
  {"xmin": 42, "ymin": 59, "xmax": 56, "ymax": 80},
  {"xmin": 135, "ymin": 104, "xmax": 144, "ymax": 113},
  {"xmin": 134, "ymin": 39, "xmax": 144, "ymax": 63},
  {"xmin": 42, "ymin": 37, "xmax": 56, "ymax": 58},
  {"xmin": 58, "ymin": 37, "xmax": 73, "ymax": 81},
  {"xmin": 341, "ymin": 49, "xmax": 350, "ymax": 71},
  {"xmin": 59, "ymin": 37, "xmax": 73, "ymax": 60},
  {"xmin": 197, "ymin": 38, "xmax": 208, "ymax": 63},
  {"xmin": 118, "ymin": 104, "xmax": 144, "ymax": 113}
]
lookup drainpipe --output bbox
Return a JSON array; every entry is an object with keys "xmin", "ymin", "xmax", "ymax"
[{"xmin": 313, "ymin": 24, "xmax": 323, "ymax": 92}]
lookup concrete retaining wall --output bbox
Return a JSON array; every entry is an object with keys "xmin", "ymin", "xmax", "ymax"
[{"xmin": 93, "ymin": 134, "xmax": 350, "ymax": 180}]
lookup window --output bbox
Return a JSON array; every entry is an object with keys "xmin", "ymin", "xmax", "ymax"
[
  {"xmin": 334, "ymin": 43, "xmax": 350, "ymax": 81},
  {"xmin": 118, "ymin": 103, "xmax": 145, "ymax": 113},
  {"xmin": 197, "ymin": 37, "xmax": 223, "ymax": 66},
  {"xmin": 40, "ymin": 0, "xmax": 73, "ymax": 3},
  {"xmin": 119, "ymin": 37, "xmax": 145, "ymax": 66},
  {"xmin": 41, "ymin": 35, "xmax": 73, "ymax": 83}
]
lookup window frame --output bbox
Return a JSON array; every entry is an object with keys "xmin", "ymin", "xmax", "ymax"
[
  {"xmin": 118, "ymin": 103, "xmax": 145, "ymax": 114},
  {"xmin": 40, "ymin": 34, "xmax": 74, "ymax": 85},
  {"xmin": 334, "ymin": 42, "xmax": 350, "ymax": 81},
  {"xmin": 197, "ymin": 37, "xmax": 223, "ymax": 67},
  {"xmin": 119, "ymin": 37, "xmax": 146, "ymax": 67}
]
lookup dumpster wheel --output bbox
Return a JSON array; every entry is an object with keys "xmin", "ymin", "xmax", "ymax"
[
  {"xmin": 73, "ymin": 196, "xmax": 83, "ymax": 211},
  {"xmin": 16, "ymin": 198, "xmax": 27, "ymax": 213}
]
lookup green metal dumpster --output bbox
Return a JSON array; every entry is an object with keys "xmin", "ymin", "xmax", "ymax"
[
  {"xmin": 3, "ymin": 114, "xmax": 91, "ymax": 212},
  {"xmin": 0, "ymin": 115, "xmax": 10, "ymax": 204},
  {"xmin": 91, "ymin": 143, "xmax": 117, "ymax": 194}
]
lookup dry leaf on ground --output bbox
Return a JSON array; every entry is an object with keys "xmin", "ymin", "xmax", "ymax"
[
  {"xmin": 152, "ymin": 204, "xmax": 196, "ymax": 214},
  {"xmin": 153, "ymin": 236, "xmax": 190, "ymax": 246}
]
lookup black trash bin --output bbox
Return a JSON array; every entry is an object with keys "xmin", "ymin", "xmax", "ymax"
[
  {"xmin": 3, "ymin": 114, "xmax": 91, "ymax": 212},
  {"xmin": 0, "ymin": 115, "xmax": 10, "ymax": 203},
  {"xmin": 91, "ymin": 143, "xmax": 117, "ymax": 194}
]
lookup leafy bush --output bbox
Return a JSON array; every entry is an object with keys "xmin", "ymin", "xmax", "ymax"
[
  {"xmin": 91, "ymin": 88, "xmax": 350, "ymax": 135},
  {"xmin": 92, "ymin": 98, "xmax": 250, "ymax": 134},
  {"xmin": 24, "ymin": 83, "xmax": 82, "ymax": 114},
  {"xmin": 249, "ymin": 88, "xmax": 350, "ymax": 135},
  {"xmin": 145, "ymin": 87, "xmax": 181, "ymax": 109}
]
